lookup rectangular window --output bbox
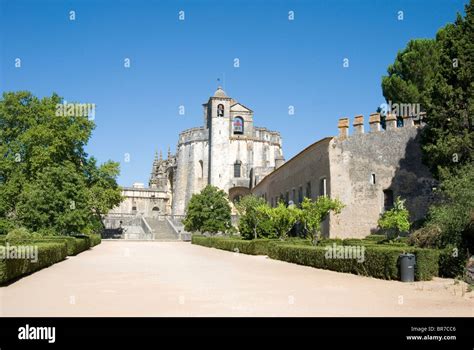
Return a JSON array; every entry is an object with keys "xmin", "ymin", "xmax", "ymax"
[
  {"xmin": 371, "ymin": 173, "xmax": 376, "ymax": 185},
  {"xmin": 234, "ymin": 162, "xmax": 241, "ymax": 178},
  {"xmin": 306, "ymin": 181, "xmax": 312, "ymax": 199},
  {"xmin": 319, "ymin": 178, "xmax": 327, "ymax": 196},
  {"xmin": 292, "ymin": 189, "xmax": 296, "ymax": 203},
  {"xmin": 383, "ymin": 189, "xmax": 394, "ymax": 211},
  {"xmin": 285, "ymin": 191, "xmax": 289, "ymax": 205},
  {"xmin": 298, "ymin": 186, "xmax": 303, "ymax": 204}
]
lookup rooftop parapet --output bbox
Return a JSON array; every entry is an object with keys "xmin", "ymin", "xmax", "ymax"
[
  {"xmin": 369, "ymin": 113, "xmax": 381, "ymax": 132},
  {"xmin": 353, "ymin": 115, "xmax": 364, "ymax": 134},
  {"xmin": 338, "ymin": 118, "xmax": 349, "ymax": 140},
  {"xmin": 337, "ymin": 112, "xmax": 418, "ymax": 140}
]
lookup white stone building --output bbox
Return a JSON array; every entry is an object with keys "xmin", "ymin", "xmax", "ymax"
[{"xmin": 112, "ymin": 87, "xmax": 285, "ymax": 217}]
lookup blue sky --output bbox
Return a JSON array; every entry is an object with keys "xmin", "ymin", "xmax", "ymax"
[{"xmin": 0, "ymin": 0, "xmax": 468, "ymax": 186}]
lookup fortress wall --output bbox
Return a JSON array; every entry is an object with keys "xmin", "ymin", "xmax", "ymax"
[{"xmin": 328, "ymin": 114, "xmax": 436, "ymax": 238}]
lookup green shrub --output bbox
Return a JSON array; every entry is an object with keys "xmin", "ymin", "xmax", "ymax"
[
  {"xmin": 342, "ymin": 239, "xmax": 377, "ymax": 246},
  {"xmin": 317, "ymin": 238, "xmax": 344, "ymax": 246},
  {"xmin": 89, "ymin": 234, "xmax": 101, "ymax": 247},
  {"xmin": 281, "ymin": 237, "xmax": 313, "ymax": 246},
  {"xmin": 408, "ymin": 224, "xmax": 442, "ymax": 248},
  {"xmin": 378, "ymin": 197, "xmax": 411, "ymax": 239},
  {"xmin": 364, "ymin": 234, "xmax": 386, "ymax": 242},
  {"xmin": 438, "ymin": 245, "xmax": 467, "ymax": 278},
  {"xmin": 0, "ymin": 242, "xmax": 67, "ymax": 284},
  {"xmin": 412, "ymin": 248, "xmax": 440, "ymax": 280},
  {"xmin": 6, "ymin": 228, "xmax": 32, "ymax": 244},
  {"xmin": 71, "ymin": 235, "xmax": 90, "ymax": 254}
]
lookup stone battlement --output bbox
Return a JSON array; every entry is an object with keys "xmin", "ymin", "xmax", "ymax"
[
  {"xmin": 178, "ymin": 126, "xmax": 208, "ymax": 144},
  {"xmin": 337, "ymin": 112, "xmax": 424, "ymax": 140}
]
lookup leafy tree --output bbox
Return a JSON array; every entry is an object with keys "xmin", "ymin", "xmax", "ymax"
[
  {"xmin": 237, "ymin": 195, "xmax": 274, "ymax": 239},
  {"xmin": 382, "ymin": 39, "xmax": 441, "ymax": 117},
  {"xmin": 381, "ymin": 1, "xmax": 473, "ymax": 177},
  {"xmin": 183, "ymin": 185, "xmax": 232, "ymax": 234},
  {"xmin": 268, "ymin": 202, "xmax": 299, "ymax": 240},
  {"xmin": 378, "ymin": 197, "xmax": 410, "ymax": 239},
  {"xmin": 0, "ymin": 91, "xmax": 122, "ymax": 235},
  {"xmin": 299, "ymin": 196, "xmax": 344, "ymax": 244},
  {"xmin": 426, "ymin": 164, "xmax": 474, "ymax": 251},
  {"xmin": 381, "ymin": 1, "xmax": 474, "ymax": 256},
  {"xmin": 84, "ymin": 158, "xmax": 123, "ymax": 234}
]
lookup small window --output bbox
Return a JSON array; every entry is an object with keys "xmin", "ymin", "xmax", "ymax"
[
  {"xmin": 319, "ymin": 178, "xmax": 327, "ymax": 196},
  {"xmin": 233, "ymin": 116, "xmax": 244, "ymax": 134},
  {"xmin": 292, "ymin": 189, "xmax": 296, "ymax": 202},
  {"xmin": 306, "ymin": 181, "xmax": 312, "ymax": 199},
  {"xmin": 383, "ymin": 189, "xmax": 394, "ymax": 211},
  {"xmin": 199, "ymin": 160, "xmax": 204, "ymax": 178},
  {"xmin": 285, "ymin": 191, "xmax": 289, "ymax": 205},
  {"xmin": 370, "ymin": 173, "xmax": 376, "ymax": 185},
  {"xmin": 132, "ymin": 206, "xmax": 137, "ymax": 212},
  {"xmin": 217, "ymin": 104, "xmax": 224, "ymax": 117},
  {"xmin": 234, "ymin": 161, "xmax": 241, "ymax": 178},
  {"xmin": 298, "ymin": 186, "xmax": 303, "ymax": 204},
  {"xmin": 152, "ymin": 207, "xmax": 160, "ymax": 212}
]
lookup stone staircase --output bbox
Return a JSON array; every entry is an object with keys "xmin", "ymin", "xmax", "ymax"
[{"xmin": 144, "ymin": 217, "xmax": 179, "ymax": 240}]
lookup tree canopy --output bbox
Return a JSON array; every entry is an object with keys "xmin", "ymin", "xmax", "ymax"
[
  {"xmin": 381, "ymin": 1, "xmax": 474, "ymax": 253},
  {"xmin": 382, "ymin": 1, "xmax": 473, "ymax": 176},
  {"xmin": 183, "ymin": 185, "xmax": 232, "ymax": 233},
  {"xmin": 0, "ymin": 91, "xmax": 122, "ymax": 235}
]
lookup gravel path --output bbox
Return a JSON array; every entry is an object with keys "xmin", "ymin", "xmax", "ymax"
[{"xmin": 1, "ymin": 241, "xmax": 472, "ymax": 316}]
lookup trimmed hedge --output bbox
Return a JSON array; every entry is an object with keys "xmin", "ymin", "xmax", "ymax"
[
  {"xmin": 89, "ymin": 234, "xmax": 101, "ymax": 247},
  {"xmin": 192, "ymin": 236, "xmax": 439, "ymax": 281},
  {"xmin": 268, "ymin": 243, "xmax": 439, "ymax": 281},
  {"xmin": 363, "ymin": 234, "xmax": 386, "ymax": 242},
  {"xmin": 192, "ymin": 236, "xmax": 273, "ymax": 255},
  {"xmin": 0, "ymin": 242, "xmax": 68, "ymax": 284},
  {"xmin": 31, "ymin": 236, "xmax": 89, "ymax": 256},
  {"xmin": 268, "ymin": 243, "xmax": 400, "ymax": 279},
  {"xmin": 412, "ymin": 247, "xmax": 440, "ymax": 281}
]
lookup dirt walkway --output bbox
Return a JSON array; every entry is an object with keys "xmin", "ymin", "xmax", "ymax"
[{"xmin": 0, "ymin": 241, "xmax": 472, "ymax": 316}]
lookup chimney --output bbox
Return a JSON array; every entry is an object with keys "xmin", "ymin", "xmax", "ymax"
[
  {"xmin": 369, "ymin": 113, "xmax": 381, "ymax": 132},
  {"xmin": 403, "ymin": 114, "xmax": 414, "ymax": 127},
  {"xmin": 338, "ymin": 118, "xmax": 349, "ymax": 139},
  {"xmin": 385, "ymin": 113, "xmax": 397, "ymax": 130},
  {"xmin": 353, "ymin": 115, "xmax": 364, "ymax": 134}
]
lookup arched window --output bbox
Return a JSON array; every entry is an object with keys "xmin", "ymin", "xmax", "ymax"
[
  {"xmin": 233, "ymin": 116, "xmax": 244, "ymax": 134},
  {"xmin": 199, "ymin": 160, "xmax": 204, "ymax": 178},
  {"xmin": 234, "ymin": 160, "xmax": 242, "ymax": 178},
  {"xmin": 152, "ymin": 207, "xmax": 160, "ymax": 212},
  {"xmin": 217, "ymin": 104, "xmax": 224, "ymax": 117}
]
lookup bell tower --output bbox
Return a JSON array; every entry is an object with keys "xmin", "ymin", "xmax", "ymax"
[{"xmin": 207, "ymin": 86, "xmax": 232, "ymax": 188}]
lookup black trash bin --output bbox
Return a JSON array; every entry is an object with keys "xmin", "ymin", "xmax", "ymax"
[{"xmin": 399, "ymin": 253, "xmax": 416, "ymax": 282}]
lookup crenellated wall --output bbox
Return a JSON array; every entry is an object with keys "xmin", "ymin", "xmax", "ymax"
[
  {"xmin": 252, "ymin": 112, "xmax": 436, "ymax": 238},
  {"xmin": 328, "ymin": 113, "xmax": 435, "ymax": 238}
]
